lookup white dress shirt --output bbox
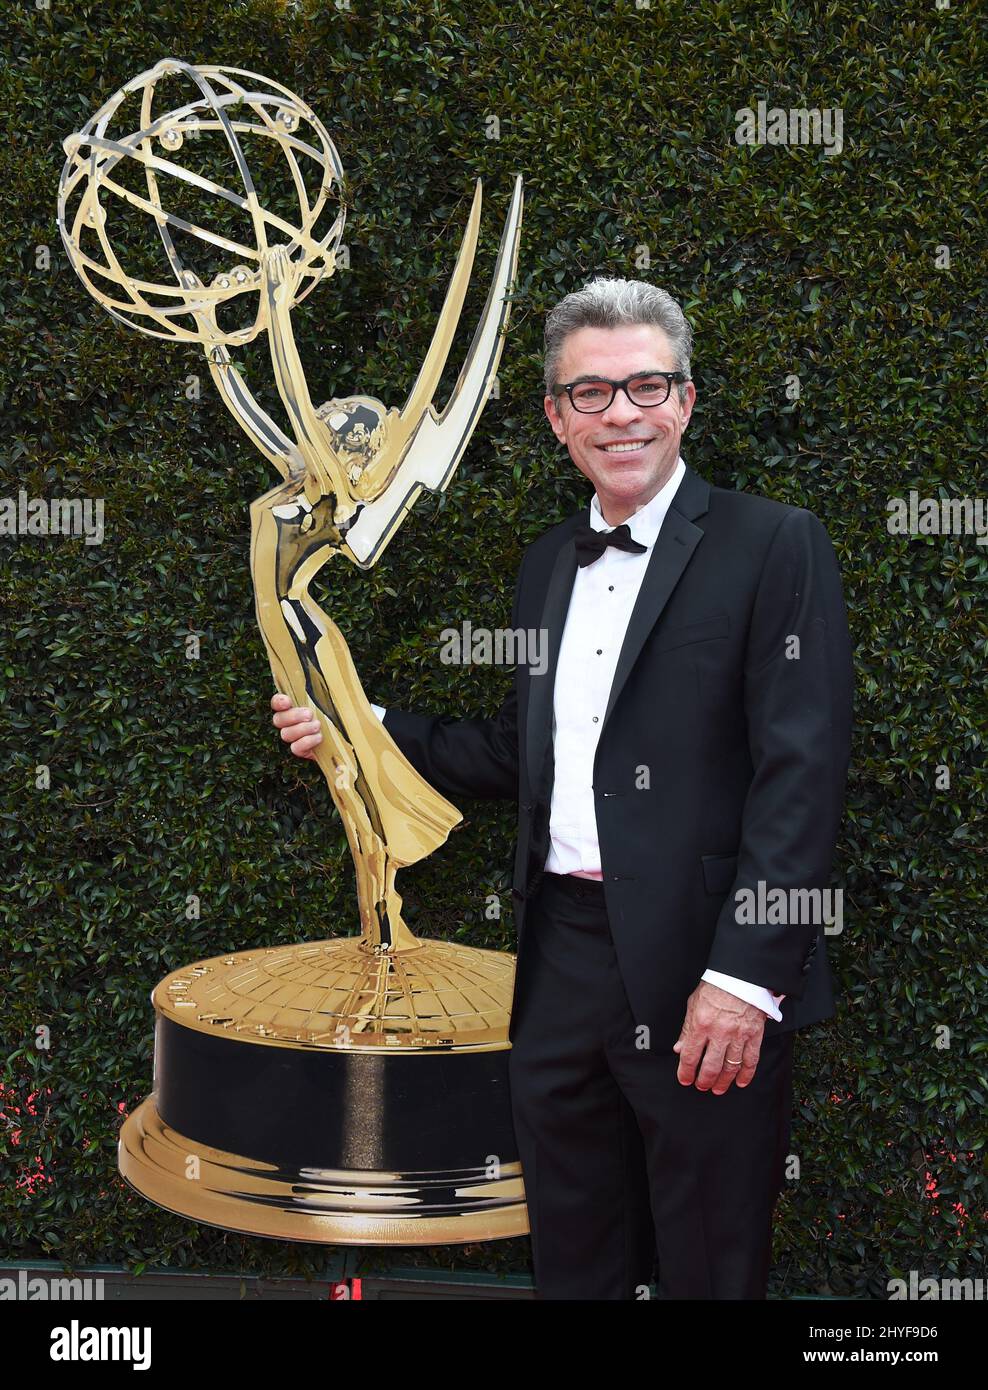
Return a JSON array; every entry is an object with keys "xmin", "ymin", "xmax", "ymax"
[{"xmin": 371, "ymin": 455, "xmax": 784, "ymax": 1022}]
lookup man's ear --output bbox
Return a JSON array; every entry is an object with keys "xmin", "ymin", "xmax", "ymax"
[
  {"xmin": 544, "ymin": 393, "xmax": 567, "ymax": 446},
  {"xmin": 679, "ymin": 380, "xmax": 697, "ymax": 431}
]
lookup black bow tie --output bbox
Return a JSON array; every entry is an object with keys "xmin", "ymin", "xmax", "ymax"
[{"xmin": 574, "ymin": 521, "xmax": 648, "ymax": 568}]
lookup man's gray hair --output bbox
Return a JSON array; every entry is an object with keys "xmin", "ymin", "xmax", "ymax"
[{"xmin": 543, "ymin": 276, "xmax": 693, "ymax": 404}]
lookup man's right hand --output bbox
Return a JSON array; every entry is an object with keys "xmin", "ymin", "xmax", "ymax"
[{"xmin": 271, "ymin": 692, "xmax": 323, "ymax": 760}]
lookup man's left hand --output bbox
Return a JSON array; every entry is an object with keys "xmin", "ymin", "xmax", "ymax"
[{"xmin": 672, "ymin": 981, "xmax": 767, "ymax": 1094}]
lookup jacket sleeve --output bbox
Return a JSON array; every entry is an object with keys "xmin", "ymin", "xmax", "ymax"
[
  {"xmin": 703, "ymin": 508, "xmax": 854, "ymax": 997},
  {"xmin": 379, "ymin": 547, "xmax": 529, "ymax": 803}
]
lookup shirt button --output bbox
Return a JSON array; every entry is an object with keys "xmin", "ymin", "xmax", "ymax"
[
  {"xmin": 592, "ymin": 716, "xmax": 599, "ymax": 723},
  {"xmin": 596, "ymin": 649, "xmax": 602, "ymax": 655},
  {"xmin": 608, "ymin": 585, "xmax": 614, "ymax": 591}
]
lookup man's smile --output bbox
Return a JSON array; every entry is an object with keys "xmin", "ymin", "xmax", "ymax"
[{"xmin": 597, "ymin": 437, "xmax": 655, "ymax": 454}]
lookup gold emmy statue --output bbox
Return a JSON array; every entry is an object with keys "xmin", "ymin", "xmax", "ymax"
[{"xmin": 58, "ymin": 58, "xmax": 526, "ymax": 1243}]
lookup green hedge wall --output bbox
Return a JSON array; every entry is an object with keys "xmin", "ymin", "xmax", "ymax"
[{"xmin": 1, "ymin": 0, "xmax": 984, "ymax": 1296}]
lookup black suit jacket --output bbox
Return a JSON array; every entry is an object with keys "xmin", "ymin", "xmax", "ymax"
[{"xmin": 383, "ymin": 462, "xmax": 854, "ymax": 1046}]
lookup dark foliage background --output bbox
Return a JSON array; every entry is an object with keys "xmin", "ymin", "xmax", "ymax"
[{"xmin": 1, "ymin": 0, "xmax": 984, "ymax": 1296}]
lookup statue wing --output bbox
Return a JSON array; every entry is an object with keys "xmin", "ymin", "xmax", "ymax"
[{"xmin": 341, "ymin": 175, "xmax": 524, "ymax": 569}]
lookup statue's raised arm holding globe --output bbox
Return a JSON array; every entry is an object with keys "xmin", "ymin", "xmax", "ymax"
[{"xmin": 58, "ymin": 57, "xmax": 523, "ymax": 957}]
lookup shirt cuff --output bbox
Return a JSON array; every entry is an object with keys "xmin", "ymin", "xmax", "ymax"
[
  {"xmin": 701, "ymin": 969, "xmax": 785, "ymax": 1023},
  {"xmin": 370, "ymin": 704, "xmax": 387, "ymax": 721}
]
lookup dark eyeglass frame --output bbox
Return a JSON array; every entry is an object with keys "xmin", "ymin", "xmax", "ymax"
[{"xmin": 551, "ymin": 370, "xmax": 688, "ymax": 413}]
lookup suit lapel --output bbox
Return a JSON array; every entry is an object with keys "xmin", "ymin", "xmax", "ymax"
[
  {"xmin": 599, "ymin": 496, "xmax": 707, "ymax": 739},
  {"xmin": 525, "ymin": 464, "xmax": 712, "ymax": 795},
  {"xmin": 525, "ymin": 527, "xmax": 579, "ymax": 798}
]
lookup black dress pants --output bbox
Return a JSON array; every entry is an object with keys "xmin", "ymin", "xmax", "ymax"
[{"xmin": 507, "ymin": 871, "xmax": 796, "ymax": 1300}]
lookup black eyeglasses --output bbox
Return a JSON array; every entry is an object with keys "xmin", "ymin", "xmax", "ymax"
[{"xmin": 552, "ymin": 370, "xmax": 687, "ymax": 413}]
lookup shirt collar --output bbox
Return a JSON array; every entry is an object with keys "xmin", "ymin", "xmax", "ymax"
[{"xmin": 589, "ymin": 455, "xmax": 686, "ymax": 547}]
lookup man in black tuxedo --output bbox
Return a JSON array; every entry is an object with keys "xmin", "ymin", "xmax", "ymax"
[{"xmin": 273, "ymin": 277, "xmax": 854, "ymax": 1300}]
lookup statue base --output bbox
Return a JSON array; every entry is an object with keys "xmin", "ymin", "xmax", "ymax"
[{"xmin": 118, "ymin": 937, "xmax": 528, "ymax": 1244}]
